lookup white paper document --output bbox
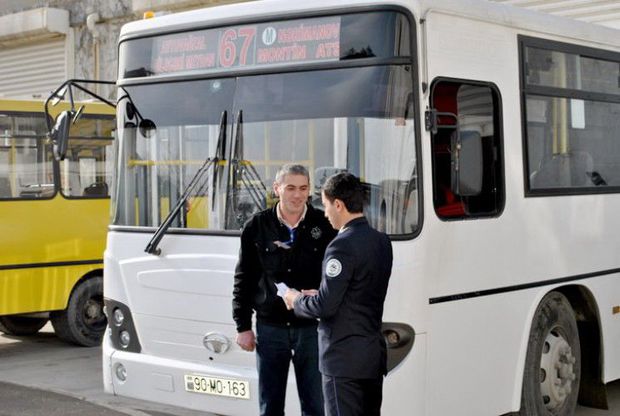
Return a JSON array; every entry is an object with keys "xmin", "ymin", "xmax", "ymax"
[{"xmin": 275, "ymin": 282, "xmax": 289, "ymax": 298}]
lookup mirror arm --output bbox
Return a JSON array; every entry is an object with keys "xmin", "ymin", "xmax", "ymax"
[
  {"xmin": 45, "ymin": 79, "xmax": 117, "ymax": 141},
  {"xmin": 71, "ymin": 81, "xmax": 117, "ymax": 108}
]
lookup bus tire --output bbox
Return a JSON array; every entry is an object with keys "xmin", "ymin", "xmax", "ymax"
[
  {"xmin": 0, "ymin": 316, "xmax": 48, "ymax": 336},
  {"xmin": 50, "ymin": 276, "xmax": 106, "ymax": 347},
  {"xmin": 521, "ymin": 291, "xmax": 581, "ymax": 416}
]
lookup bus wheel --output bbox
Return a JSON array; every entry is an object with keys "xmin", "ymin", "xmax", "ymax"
[
  {"xmin": 0, "ymin": 316, "xmax": 48, "ymax": 336},
  {"xmin": 521, "ymin": 291, "xmax": 581, "ymax": 415},
  {"xmin": 50, "ymin": 276, "xmax": 107, "ymax": 347}
]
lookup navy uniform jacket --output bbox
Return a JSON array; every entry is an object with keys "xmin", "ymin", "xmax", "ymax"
[{"xmin": 294, "ymin": 216, "xmax": 393, "ymax": 379}]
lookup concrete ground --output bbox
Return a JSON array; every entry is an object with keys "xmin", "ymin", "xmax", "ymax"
[
  {"xmin": 0, "ymin": 323, "xmax": 209, "ymax": 416},
  {"xmin": 0, "ymin": 382, "xmax": 131, "ymax": 416},
  {"xmin": 0, "ymin": 323, "xmax": 618, "ymax": 415}
]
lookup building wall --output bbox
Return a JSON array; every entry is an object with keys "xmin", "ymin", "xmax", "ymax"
[{"xmin": 0, "ymin": 0, "xmax": 250, "ymax": 100}]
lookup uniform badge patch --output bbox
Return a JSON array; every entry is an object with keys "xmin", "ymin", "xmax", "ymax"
[
  {"xmin": 311, "ymin": 227, "xmax": 322, "ymax": 240},
  {"xmin": 325, "ymin": 259, "xmax": 342, "ymax": 277}
]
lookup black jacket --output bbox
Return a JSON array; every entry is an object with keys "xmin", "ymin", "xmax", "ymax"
[
  {"xmin": 232, "ymin": 204, "xmax": 336, "ymax": 332},
  {"xmin": 294, "ymin": 217, "xmax": 393, "ymax": 378}
]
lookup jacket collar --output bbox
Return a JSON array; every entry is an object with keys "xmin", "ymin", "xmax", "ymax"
[
  {"xmin": 276, "ymin": 202, "xmax": 307, "ymax": 229},
  {"xmin": 339, "ymin": 216, "xmax": 367, "ymax": 233}
]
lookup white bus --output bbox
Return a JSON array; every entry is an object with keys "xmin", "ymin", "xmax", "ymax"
[{"xmin": 88, "ymin": 0, "xmax": 620, "ymax": 414}]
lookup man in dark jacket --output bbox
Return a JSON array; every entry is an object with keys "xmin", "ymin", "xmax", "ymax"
[
  {"xmin": 233, "ymin": 164, "xmax": 336, "ymax": 416},
  {"xmin": 284, "ymin": 172, "xmax": 393, "ymax": 416}
]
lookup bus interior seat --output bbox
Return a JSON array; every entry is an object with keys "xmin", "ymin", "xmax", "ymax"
[
  {"xmin": 436, "ymin": 185, "xmax": 466, "ymax": 217},
  {"xmin": 570, "ymin": 150, "xmax": 594, "ymax": 186},
  {"xmin": 530, "ymin": 151, "xmax": 593, "ymax": 188},
  {"xmin": 83, "ymin": 182, "xmax": 109, "ymax": 196}
]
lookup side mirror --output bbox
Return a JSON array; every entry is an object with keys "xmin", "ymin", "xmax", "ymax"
[
  {"xmin": 139, "ymin": 119, "xmax": 157, "ymax": 138},
  {"xmin": 451, "ymin": 130, "xmax": 483, "ymax": 196},
  {"xmin": 50, "ymin": 111, "xmax": 72, "ymax": 161}
]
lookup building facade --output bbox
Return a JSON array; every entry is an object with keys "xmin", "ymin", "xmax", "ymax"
[{"xmin": 0, "ymin": 0, "xmax": 250, "ymax": 100}]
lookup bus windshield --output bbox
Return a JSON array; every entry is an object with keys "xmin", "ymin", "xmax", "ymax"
[{"xmin": 112, "ymin": 12, "xmax": 418, "ymax": 236}]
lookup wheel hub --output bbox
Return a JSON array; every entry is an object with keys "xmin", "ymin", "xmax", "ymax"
[
  {"xmin": 540, "ymin": 330, "xmax": 577, "ymax": 411},
  {"xmin": 83, "ymin": 299, "xmax": 104, "ymax": 326}
]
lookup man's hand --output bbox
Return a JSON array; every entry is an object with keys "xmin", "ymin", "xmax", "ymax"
[
  {"xmin": 284, "ymin": 288, "xmax": 301, "ymax": 310},
  {"xmin": 301, "ymin": 289, "xmax": 318, "ymax": 296},
  {"xmin": 236, "ymin": 330, "xmax": 256, "ymax": 351}
]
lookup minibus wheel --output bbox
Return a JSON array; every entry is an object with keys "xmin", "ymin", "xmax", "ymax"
[
  {"xmin": 0, "ymin": 316, "xmax": 48, "ymax": 335},
  {"xmin": 50, "ymin": 276, "xmax": 107, "ymax": 347},
  {"xmin": 520, "ymin": 291, "xmax": 581, "ymax": 415}
]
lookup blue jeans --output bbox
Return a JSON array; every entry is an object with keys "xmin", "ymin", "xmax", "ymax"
[{"xmin": 256, "ymin": 322, "xmax": 324, "ymax": 416}]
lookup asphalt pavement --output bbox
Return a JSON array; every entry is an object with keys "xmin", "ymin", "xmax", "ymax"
[
  {"xmin": 0, "ymin": 323, "xmax": 618, "ymax": 415},
  {"xmin": 0, "ymin": 324, "xmax": 208, "ymax": 416},
  {"xmin": 0, "ymin": 382, "xmax": 130, "ymax": 416}
]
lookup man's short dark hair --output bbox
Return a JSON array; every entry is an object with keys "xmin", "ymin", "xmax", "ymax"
[{"xmin": 322, "ymin": 172, "xmax": 364, "ymax": 213}]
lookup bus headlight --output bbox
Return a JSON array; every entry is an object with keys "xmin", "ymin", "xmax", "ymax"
[
  {"xmin": 114, "ymin": 363, "xmax": 127, "ymax": 382},
  {"xmin": 105, "ymin": 299, "xmax": 142, "ymax": 353},
  {"xmin": 112, "ymin": 308, "xmax": 125, "ymax": 326},
  {"xmin": 384, "ymin": 329, "xmax": 402, "ymax": 347},
  {"xmin": 382, "ymin": 322, "xmax": 415, "ymax": 372},
  {"xmin": 119, "ymin": 330, "xmax": 131, "ymax": 348}
]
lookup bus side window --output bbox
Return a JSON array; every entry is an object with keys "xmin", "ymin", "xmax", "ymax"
[
  {"xmin": 60, "ymin": 115, "xmax": 115, "ymax": 198},
  {"xmin": 430, "ymin": 80, "xmax": 505, "ymax": 219}
]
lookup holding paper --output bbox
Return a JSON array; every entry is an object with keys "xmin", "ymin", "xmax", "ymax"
[{"xmin": 275, "ymin": 281, "xmax": 289, "ymax": 298}]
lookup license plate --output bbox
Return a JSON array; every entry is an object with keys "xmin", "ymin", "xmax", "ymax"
[{"xmin": 184, "ymin": 374, "xmax": 250, "ymax": 400}]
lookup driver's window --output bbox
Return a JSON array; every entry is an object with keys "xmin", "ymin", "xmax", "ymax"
[{"xmin": 430, "ymin": 79, "xmax": 505, "ymax": 219}]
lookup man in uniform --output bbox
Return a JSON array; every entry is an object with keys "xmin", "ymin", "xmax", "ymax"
[
  {"xmin": 284, "ymin": 172, "xmax": 393, "ymax": 416},
  {"xmin": 233, "ymin": 163, "xmax": 336, "ymax": 416}
]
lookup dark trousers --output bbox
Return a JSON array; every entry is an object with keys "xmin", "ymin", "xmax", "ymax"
[
  {"xmin": 322, "ymin": 375, "xmax": 383, "ymax": 416},
  {"xmin": 256, "ymin": 322, "xmax": 324, "ymax": 416}
]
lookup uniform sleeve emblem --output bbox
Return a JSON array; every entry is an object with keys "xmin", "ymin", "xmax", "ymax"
[
  {"xmin": 311, "ymin": 227, "xmax": 322, "ymax": 239},
  {"xmin": 325, "ymin": 258, "xmax": 342, "ymax": 277}
]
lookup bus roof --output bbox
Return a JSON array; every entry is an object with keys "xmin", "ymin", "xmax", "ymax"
[{"xmin": 120, "ymin": 0, "xmax": 620, "ymax": 51}]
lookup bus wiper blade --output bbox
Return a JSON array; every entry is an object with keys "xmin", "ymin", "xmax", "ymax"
[
  {"xmin": 234, "ymin": 112, "xmax": 267, "ymax": 212},
  {"xmin": 144, "ymin": 111, "xmax": 227, "ymax": 256},
  {"xmin": 226, "ymin": 110, "xmax": 268, "ymax": 228}
]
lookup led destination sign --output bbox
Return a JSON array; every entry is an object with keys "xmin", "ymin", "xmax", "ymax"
[
  {"xmin": 151, "ymin": 17, "xmax": 341, "ymax": 75},
  {"xmin": 120, "ymin": 11, "xmax": 412, "ymax": 79}
]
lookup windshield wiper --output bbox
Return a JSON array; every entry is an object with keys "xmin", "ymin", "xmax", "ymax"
[
  {"xmin": 226, "ymin": 110, "xmax": 268, "ymax": 228},
  {"xmin": 144, "ymin": 110, "xmax": 227, "ymax": 256}
]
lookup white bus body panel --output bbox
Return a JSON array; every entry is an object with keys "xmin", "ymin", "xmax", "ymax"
[
  {"xmin": 421, "ymin": 6, "xmax": 620, "ymax": 414},
  {"xmin": 104, "ymin": 231, "xmax": 429, "ymax": 415}
]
